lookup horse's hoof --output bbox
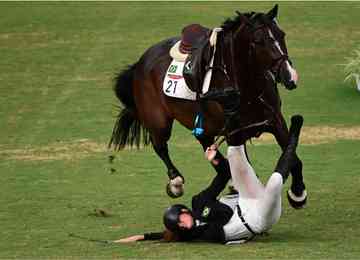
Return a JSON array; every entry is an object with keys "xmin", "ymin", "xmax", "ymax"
[
  {"xmin": 166, "ymin": 176, "xmax": 184, "ymax": 198},
  {"xmin": 166, "ymin": 183, "xmax": 183, "ymax": 198},
  {"xmin": 287, "ymin": 189, "xmax": 307, "ymax": 209}
]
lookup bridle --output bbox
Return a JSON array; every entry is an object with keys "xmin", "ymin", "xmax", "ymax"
[{"xmin": 249, "ymin": 23, "xmax": 291, "ymax": 85}]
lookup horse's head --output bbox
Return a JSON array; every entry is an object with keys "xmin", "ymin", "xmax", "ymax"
[
  {"xmin": 254, "ymin": 5, "xmax": 298, "ymax": 90},
  {"xmin": 227, "ymin": 5, "xmax": 298, "ymax": 90},
  {"xmin": 201, "ymin": 6, "xmax": 299, "ymax": 144}
]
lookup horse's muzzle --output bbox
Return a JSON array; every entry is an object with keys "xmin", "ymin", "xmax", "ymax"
[
  {"xmin": 280, "ymin": 61, "xmax": 298, "ymax": 90},
  {"xmin": 284, "ymin": 80, "xmax": 297, "ymax": 90}
]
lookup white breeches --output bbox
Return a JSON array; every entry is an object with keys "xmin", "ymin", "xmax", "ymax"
[{"xmin": 226, "ymin": 145, "xmax": 283, "ymax": 233}]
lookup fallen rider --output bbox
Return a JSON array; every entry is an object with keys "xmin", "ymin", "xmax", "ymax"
[{"xmin": 114, "ymin": 115, "xmax": 305, "ymax": 244}]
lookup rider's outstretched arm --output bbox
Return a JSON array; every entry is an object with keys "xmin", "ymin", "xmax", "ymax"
[
  {"xmin": 197, "ymin": 144, "xmax": 232, "ymax": 200},
  {"xmin": 113, "ymin": 230, "xmax": 181, "ymax": 243}
]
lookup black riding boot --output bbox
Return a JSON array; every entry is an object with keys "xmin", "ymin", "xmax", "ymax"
[
  {"xmin": 201, "ymin": 88, "xmax": 241, "ymax": 116},
  {"xmin": 201, "ymin": 87, "xmax": 241, "ymax": 127},
  {"xmin": 274, "ymin": 115, "xmax": 303, "ymax": 183}
]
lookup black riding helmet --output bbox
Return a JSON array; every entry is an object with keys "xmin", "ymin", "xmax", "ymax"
[{"xmin": 163, "ymin": 204, "xmax": 193, "ymax": 232}]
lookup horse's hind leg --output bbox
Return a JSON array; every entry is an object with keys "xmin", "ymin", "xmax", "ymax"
[
  {"xmin": 150, "ymin": 121, "xmax": 185, "ymax": 198},
  {"xmin": 273, "ymin": 114, "xmax": 307, "ymax": 209},
  {"xmin": 133, "ymin": 74, "xmax": 185, "ymax": 198}
]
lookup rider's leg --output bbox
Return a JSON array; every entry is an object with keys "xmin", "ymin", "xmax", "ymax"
[{"xmin": 227, "ymin": 145, "xmax": 265, "ymax": 199}]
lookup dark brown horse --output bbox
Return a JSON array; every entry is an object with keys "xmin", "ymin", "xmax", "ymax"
[{"xmin": 109, "ymin": 5, "xmax": 307, "ymax": 208}]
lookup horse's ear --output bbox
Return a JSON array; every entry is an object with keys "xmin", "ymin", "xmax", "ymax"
[
  {"xmin": 236, "ymin": 11, "xmax": 250, "ymax": 23},
  {"xmin": 234, "ymin": 11, "xmax": 252, "ymax": 38},
  {"xmin": 267, "ymin": 4, "xmax": 279, "ymax": 20}
]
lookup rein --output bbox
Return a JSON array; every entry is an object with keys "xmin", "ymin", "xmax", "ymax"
[
  {"xmin": 68, "ymin": 233, "xmax": 114, "ymax": 245},
  {"xmin": 213, "ymin": 86, "xmax": 273, "ymax": 148},
  {"xmin": 213, "ymin": 119, "xmax": 270, "ymax": 148}
]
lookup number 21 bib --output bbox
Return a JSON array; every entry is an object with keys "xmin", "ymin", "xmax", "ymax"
[{"xmin": 162, "ymin": 60, "xmax": 196, "ymax": 101}]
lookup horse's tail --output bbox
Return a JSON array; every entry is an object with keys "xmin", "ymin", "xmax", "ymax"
[{"xmin": 109, "ymin": 63, "xmax": 150, "ymax": 150}]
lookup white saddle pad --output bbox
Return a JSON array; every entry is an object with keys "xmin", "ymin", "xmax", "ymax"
[
  {"xmin": 169, "ymin": 41, "xmax": 188, "ymax": 62},
  {"xmin": 163, "ymin": 59, "xmax": 196, "ymax": 101}
]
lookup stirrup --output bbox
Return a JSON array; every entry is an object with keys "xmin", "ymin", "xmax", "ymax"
[{"xmin": 192, "ymin": 113, "xmax": 204, "ymax": 137}]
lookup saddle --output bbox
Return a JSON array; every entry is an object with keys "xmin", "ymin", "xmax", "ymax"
[
  {"xmin": 170, "ymin": 24, "xmax": 211, "ymax": 62},
  {"xmin": 170, "ymin": 24, "xmax": 225, "ymax": 95}
]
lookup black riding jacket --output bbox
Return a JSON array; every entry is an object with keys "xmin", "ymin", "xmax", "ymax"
[{"xmin": 144, "ymin": 153, "xmax": 233, "ymax": 243}]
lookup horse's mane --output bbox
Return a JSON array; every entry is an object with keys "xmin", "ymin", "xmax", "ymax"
[{"xmin": 221, "ymin": 11, "xmax": 265, "ymax": 32}]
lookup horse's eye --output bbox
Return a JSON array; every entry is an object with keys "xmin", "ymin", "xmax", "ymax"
[
  {"xmin": 253, "ymin": 35, "xmax": 265, "ymax": 45},
  {"xmin": 254, "ymin": 40, "xmax": 265, "ymax": 46},
  {"xmin": 278, "ymin": 32, "xmax": 286, "ymax": 38},
  {"xmin": 274, "ymin": 29, "xmax": 286, "ymax": 39}
]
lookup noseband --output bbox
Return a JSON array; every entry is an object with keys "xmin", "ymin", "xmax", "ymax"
[{"xmin": 270, "ymin": 53, "xmax": 289, "ymax": 83}]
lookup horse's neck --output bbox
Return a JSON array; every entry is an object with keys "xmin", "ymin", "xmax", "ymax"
[
  {"xmin": 209, "ymin": 37, "xmax": 264, "ymax": 98},
  {"xmin": 234, "ymin": 59, "xmax": 258, "ymax": 93}
]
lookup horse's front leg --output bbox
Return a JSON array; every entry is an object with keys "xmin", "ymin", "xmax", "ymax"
[
  {"xmin": 151, "ymin": 124, "xmax": 185, "ymax": 198},
  {"xmin": 273, "ymin": 114, "xmax": 307, "ymax": 209}
]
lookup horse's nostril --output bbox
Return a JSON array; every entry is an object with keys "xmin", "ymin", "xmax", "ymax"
[{"xmin": 286, "ymin": 81, "xmax": 297, "ymax": 90}]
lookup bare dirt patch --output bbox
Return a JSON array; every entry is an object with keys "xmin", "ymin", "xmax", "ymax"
[
  {"xmin": 254, "ymin": 126, "xmax": 360, "ymax": 145},
  {"xmin": 0, "ymin": 139, "xmax": 107, "ymax": 162},
  {"xmin": 1, "ymin": 126, "xmax": 360, "ymax": 161},
  {"xmin": 69, "ymin": 75, "xmax": 107, "ymax": 82},
  {"xmin": 0, "ymin": 31, "xmax": 50, "ymax": 40}
]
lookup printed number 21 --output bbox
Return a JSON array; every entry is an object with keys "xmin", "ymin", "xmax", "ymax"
[{"xmin": 166, "ymin": 80, "xmax": 177, "ymax": 94}]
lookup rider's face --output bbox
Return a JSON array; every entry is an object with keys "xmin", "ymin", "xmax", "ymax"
[{"xmin": 178, "ymin": 212, "xmax": 194, "ymax": 230}]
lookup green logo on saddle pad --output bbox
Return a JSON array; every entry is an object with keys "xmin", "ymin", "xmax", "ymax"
[
  {"xmin": 202, "ymin": 207, "xmax": 211, "ymax": 218},
  {"xmin": 168, "ymin": 65, "xmax": 178, "ymax": 73}
]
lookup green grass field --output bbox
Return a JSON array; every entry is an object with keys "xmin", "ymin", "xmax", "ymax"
[{"xmin": 1, "ymin": 2, "xmax": 360, "ymax": 259}]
